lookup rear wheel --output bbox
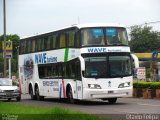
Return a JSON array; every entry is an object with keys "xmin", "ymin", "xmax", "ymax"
[
  {"xmin": 35, "ymin": 86, "xmax": 44, "ymax": 101},
  {"xmin": 108, "ymin": 98, "xmax": 117, "ymax": 104},
  {"xmin": 30, "ymin": 87, "xmax": 36, "ymax": 100}
]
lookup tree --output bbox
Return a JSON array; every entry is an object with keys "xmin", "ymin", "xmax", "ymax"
[
  {"xmin": 129, "ymin": 25, "xmax": 160, "ymax": 53},
  {"xmin": 0, "ymin": 34, "xmax": 20, "ymax": 56},
  {"xmin": 0, "ymin": 34, "xmax": 20, "ymax": 75}
]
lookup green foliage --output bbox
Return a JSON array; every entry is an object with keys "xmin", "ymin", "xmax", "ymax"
[
  {"xmin": 129, "ymin": 25, "xmax": 160, "ymax": 53},
  {"xmin": 133, "ymin": 82, "xmax": 139, "ymax": 88},
  {"xmin": 150, "ymin": 82, "xmax": 160, "ymax": 89},
  {"xmin": 137, "ymin": 82, "xmax": 150, "ymax": 88},
  {"xmin": 133, "ymin": 82, "xmax": 160, "ymax": 89},
  {"xmin": 146, "ymin": 68, "xmax": 151, "ymax": 78},
  {"xmin": 0, "ymin": 34, "xmax": 20, "ymax": 54},
  {"xmin": 0, "ymin": 102, "xmax": 107, "ymax": 120},
  {"xmin": 0, "ymin": 34, "xmax": 20, "ymax": 74}
]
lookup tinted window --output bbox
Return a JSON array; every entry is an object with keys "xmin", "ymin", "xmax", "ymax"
[
  {"xmin": 84, "ymin": 57, "xmax": 107, "ymax": 78},
  {"xmin": 59, "ymin": 33, "xmax": 66, "ymax": 48},
  {"xmin": 68, "ymin": 31, "xmax": 75, "ymax": 47},
  {"xmin": 32, "ymin": 39, "xmax": 35, "ymax": 52},
  {"xmin": 38, "ymin": 64, "xmax": 59, "ymax": 79},
  {"xmin": 106, "ymin": 28, "xmax": 128, "ymax": 45},
  {"xmin": 109, "ymin": 56, "xmax": 131, "ymax": 77},
  {"xmin": 81, "ymin": 28, "xmax": 105, "ymax": 46}
]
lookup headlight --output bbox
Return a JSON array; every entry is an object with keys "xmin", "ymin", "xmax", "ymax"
[
  {"xmin": 118, "ymin": 83, "xmax": 124, "ymax": 88},
  {"xmin": 124, "ymin": 82, "xmax": 130, "ymax": 87},
  {"xmin": 88, "ymin": 84, "xmax": 101, "ymax": 89},
  {"xmin": 118, "ymin": 82, "xmax": 130, "ymax": 88},
  {"xmin": 0, "ymin": 89, "xmax": 4, "ymax": 92}
]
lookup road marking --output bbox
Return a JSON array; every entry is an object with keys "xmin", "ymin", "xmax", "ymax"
[{"xmin": 138, "ymin": 103, "xmax": 160, "ymax": 107}]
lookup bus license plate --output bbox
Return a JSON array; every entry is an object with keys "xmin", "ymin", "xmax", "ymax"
[{"xmin": 108, "ymin": 91, "xmax": 114, "ymax": 94}]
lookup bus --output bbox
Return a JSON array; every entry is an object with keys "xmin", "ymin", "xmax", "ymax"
[{"xmin": 19, "ymin": 23, "xmax": 138, "ymax": 103}]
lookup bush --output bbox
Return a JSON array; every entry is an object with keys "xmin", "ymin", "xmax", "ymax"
[
  {"xmin": 138, "ymin": 82, "xmax": 150, "ymax": 88},
  {"xmin": 133, "ymin": 82, "xmax": 139, "ymax": 88},
  {"xmin": 150, "ymin": 82, "xmax": 160, "ymax": 89},
  {"xmin": 133, "ymin": 82, "xmax": 160, "ymax": 89}
]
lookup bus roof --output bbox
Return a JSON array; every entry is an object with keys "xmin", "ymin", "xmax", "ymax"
[
  {"xmin": 73, "ymin": 23, "xmax": 126, "ymax": 29},
  {"xmin": 21, "ymin": 23, "xmax": 126, "ymax": 39}
]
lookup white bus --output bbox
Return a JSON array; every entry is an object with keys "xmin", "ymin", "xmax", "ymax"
[{"xmin": 19, "ymin": 23, "xmax": 138, "ymax": 103}]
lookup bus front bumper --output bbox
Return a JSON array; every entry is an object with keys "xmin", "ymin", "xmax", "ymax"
[{"xmin": 83, "ymin": 88, "xmax": 132, "ymax": 99}]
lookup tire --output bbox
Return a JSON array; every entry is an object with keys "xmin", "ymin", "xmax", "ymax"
[
  {"xmin": 35, "ymin": 87, "xmax": 44, "ymax": 101},
  {"xmin": 30, "ymin": 87, "xmax": 36, "ymax": 100},
  {"xmin": 8, "ymin": 98, "xmax": 11, "ymax": 101},
  {"xmin": 67, "ymin": 86, "xmax": 75, "ymax": 104},
  {"xmin": 108, "ymin": 98, "xmax": 117, "ymax": 104},
  {"xmin": 16, "ymin": 95, "xmax": 21, "ymax": 101}
]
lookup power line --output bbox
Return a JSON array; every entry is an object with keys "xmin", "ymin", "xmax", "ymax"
[
  {"xmin": 139, "ymin": 21, "xmax": 160, "ymax": 26},
  {"xmin": 127, "ymin": 21, "xmax": 160, "ymax": 28}
]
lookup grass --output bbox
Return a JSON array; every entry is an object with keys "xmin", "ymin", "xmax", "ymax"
[{"xmin": 0, "ymin": 102, "xmax": 110, "ymax": 120}]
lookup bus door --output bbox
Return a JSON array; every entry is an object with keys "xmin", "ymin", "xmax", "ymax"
[{"xmin": 75, "ymin": 60, "xmax": 83, "ymax": 99}]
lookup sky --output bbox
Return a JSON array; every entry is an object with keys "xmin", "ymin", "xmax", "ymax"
[{"xmin": 0, "ymin": 0, "xmax": 160, "ymax": 38}]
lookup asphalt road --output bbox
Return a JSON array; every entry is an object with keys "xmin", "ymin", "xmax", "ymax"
[
  {"xmin": 2, "ymin": 94, "xmax": 160, "ymax": 119},
  {"xmin": 20, "ymin": 94, "xmax": 160, "ymax": 114}
]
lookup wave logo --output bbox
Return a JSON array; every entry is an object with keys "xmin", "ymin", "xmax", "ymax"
[{"xmin": 88, "ymin": 48, "xmax": 107, "ymax": 53}]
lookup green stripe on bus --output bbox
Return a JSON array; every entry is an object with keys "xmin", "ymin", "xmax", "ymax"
[{"xmin": 64, "ymin": 48, "xmax": 69, "ymax": 62}]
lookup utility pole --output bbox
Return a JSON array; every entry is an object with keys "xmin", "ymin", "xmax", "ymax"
[{"xmin": 3, "ymin": 0, "xmax": 7, "ymax": 78}]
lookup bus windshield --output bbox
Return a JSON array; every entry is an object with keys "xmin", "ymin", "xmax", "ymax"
[
  {"xmin": 109, "ymin": 55, "xmax": 132, "ymax": 77},
  {"xmin": 84, "ymin": 54, "xmax": 132, "ymax": 78},
  {"xmin": 84, "ymin": 56, "xmax": 107, "ymax": 78},
  {"xmin": 81, "ymin": 27, "xmax": 128, "ymax": 46}
]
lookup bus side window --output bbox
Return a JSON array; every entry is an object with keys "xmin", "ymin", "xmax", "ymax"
[
  {"xmin": 24, "ymin": 40, "xmax": 27, "ymax": 54},
  {"xmin": 76, "ymin": 60, "xmax": 81, "ymax": 80},
  {"xmin": 70, "ymin": 61, "xmax": 76, "ymax": 78},
  {"xmin": 52, "ymin": 34, "xmax": 57, "ymax": 49},
  {"xmin": 46, "ymin": 36, "xmax": 51, "ymax": 50},
  {"xmin": 58, "ymin": 63, "xmax": 62, "ymax": 78},
  {"xmin": 39, "ymin": 39, "xmax": 42, "ymax": 51},
  {"xmin": 75, "ymin": 31, "xmax": 80, "ymax": 48},
  {"xmin": 59, "ymin": 33, "xmax": 66, "ymax": 48},
  {"xmin": 35, "ymin": 39, "xmax": 38, "ymax": 52},
  {"xmin": 68, "ymin": 31, "xmax": 75, "ymax": 47},
  {"xmin": 20, "ymin": 41, "xmax": 24, "ymax": 54},
  {"xmin": 41, "ymin": 38, "xmax": 45, "ymax": 51},
  {"xmin": 32, "ymin": 39, "xmax": 35, "ymax": 52},
  {"xmin": 28, "ymin": 40, "xmax": 32, "ymax": 53}
]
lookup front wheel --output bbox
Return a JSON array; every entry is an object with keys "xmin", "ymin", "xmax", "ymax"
[
  {"xmin": 108, "ymin": 98, "xmax": 117, "ymax": 104},
  {"xmin": 67, "ymin": 87, "xmax": 75, "ymax": 104}
]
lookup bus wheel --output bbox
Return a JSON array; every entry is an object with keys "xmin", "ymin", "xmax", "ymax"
[
  {"xmin": 8, "ymin": 98, "xmax": 11, "ymax": 101},
  {"xmin": 35, "ymin": 87, "xmax": 44, "ymax": 101},
  {"xmin": 30, "ymin": 87, "xmax": 36, "ymax": 100},
  {"xmin": 67, "ymin": 86, "xmax": 75, "ymax": 104},
  {"xmin": 16, "ymin": 96, "xmax": 21, "ymax": 102},
  {"xmin": 108, "ymin": 98, "xmax": 117, "ymax": 104}
]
